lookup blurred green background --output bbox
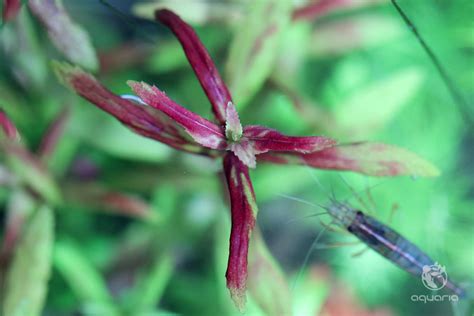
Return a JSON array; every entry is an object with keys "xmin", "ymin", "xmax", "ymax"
[{"xmin": 0, "ymin": 0, "xmax": 473, "ymax": 315}]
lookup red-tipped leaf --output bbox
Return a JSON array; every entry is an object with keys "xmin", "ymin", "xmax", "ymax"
[
  {"xmin": 244, "ymin": 125, "xmax": 336, "ymax": 154},
  {"xmin": 54, "ymin": 62, "xmax": 204, "ymax": 154},
  {"xmin": 2, "ymin": 0, "xmax": 21, "ymax": 22},
  {"xmin": 29, "ymin": 0, "xmax": 98, "ymax": 71},
  {"xmin": 0, "ymin": 110, "xmax": 19, "ymax": 140},
  {"xmin": 128, "ymin": 80, "xmax": 227, "ymax": 150},
  {"xmin": 223, "ymin": 152, "xmax": 259, "ymax": 310},
  {"xmin": 258, "ymin": 142, "xmax": 440, "ymax": 177},
  {"xmin": 155, "ymin": 9, "xmax": 232, "ymax": 123},
  {"xmin": 38, "ymin": 107, "xmax": 70, "ymax": 159}
]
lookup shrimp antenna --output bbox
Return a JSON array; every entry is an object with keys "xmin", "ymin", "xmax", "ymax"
[
  {"xmin": 292, "ymin": 220, "xmax": 334, "ymax": 293},
  {"xmin": 98, "ymin": 0, "xmax": 160, "ymax": 44}
]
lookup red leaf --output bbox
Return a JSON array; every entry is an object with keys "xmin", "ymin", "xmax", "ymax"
[
  {"xmin": 293, "ymin": 0, "xmax": 384, "ymax": 21},
  {"xmin": 243, "ymin": 125, "xmax": 336, "ymax": 154},
  {"xmin": 38, "ymin": 107, "xmax": 70, "ymax": 159},
  {"xmin": 0, "ymin": 110, "xmax": 19, "ymax": 140},
  {"xmin": 258, "ymin": 142, "xmax": 440, "ymax": 177},
  {"xmin": 29, "ymin": 0, "xmax": 98, "ymax": 71},
  {"xmin": 155, "ymin": 9, "xmax": 233, "ymax": 123},
  {"xmin": 128, "ymin": 80, "xmax": 227, "ymax": 150},
  {"xmin": 223, "ymin": 152, "xmax": 259, "ymax": 311},
  {"xmin": 54, "ymin": 63, "xmax": 204, "ymax": 154},
  {"xmin": 2, "ymin": 0, "xmax": 21, "ymax": 22}
]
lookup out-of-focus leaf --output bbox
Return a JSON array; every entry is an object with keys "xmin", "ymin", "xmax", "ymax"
[
  {"xmin": 155, "ymin": 9, "xmax": 233, "ymax": 123},
  {"xmin": 2, "ymin": 142, "xmax": 61, "ymax": 204},
  {"xmin": 0, "ymin": 9, "xmax": 48, "ymax": 89},
  {"xmin": 310, "ymin": 14, "xmax": 403, "ymax": 56},
  {"xmin": 128, "ymin": 253, "xmax": 173, "ymax": 314},
  {"xmin": 129, "ymin": 80, "xmax": 227, "ymax": 150},
  {"xmin": 292, "ymin": 0, "xmax": 386, "ymax": 21},
  {"xmin": 226, "ymin": 0, "xmax": 291, "ymax": 107},
  {"xmin": 2, "ymin": 205, "xmax": 54, "ymax": 316},
  {"xmin": 292, "ymin": 266, "xmax": 330, "ymax": 316},
  {"xmin": 335, "ymin": 68, "xmax": 424, "ymax": 139},
  {"xmin": 63, "ymin": 182, "xmax": 157, "ymax": 221},
  {"xmin": 0, "ymin": 109, "xmax": 19, "ymax": 140},
  {"xmin": 258, "ymin": 142, "xmax": 440, "ymax": 177},
  {"xmin": 0, "ymin": 189, "xmax": 35, "ymax": 261},
  {"xmin": 53, "ymin": 240, "xmax": 119, "ymax": 316},
  {"xmin": 2, "ymin": 0, "xmax": 21, "ymax": 23},
  {"xmin": 247, "ymin": 229, "xmax": 291, "ymax": 316},
  {"xmin": 222, "ymin": 152, "xmax": 259, "ymax": 311},
  {"xmin": 28, "ymin": 0, "xmax": 98, "ymax": 71},
  {"xmin": 133, "ymin": 0, "xmax": 243, "ymax": 25},
  {"xmin": 38, "ymin": 107, "xmax": 70, "ymax": 159}
]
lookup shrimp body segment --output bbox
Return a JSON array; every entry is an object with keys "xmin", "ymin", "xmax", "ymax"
[{"xmin": 326, "ymin": 200, "xmax": 465, "ymax": 297}]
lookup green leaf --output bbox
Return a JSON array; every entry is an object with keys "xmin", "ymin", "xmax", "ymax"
[
  {"xmin": 335, "ymin": 68, "xmax": 425, "ymax": 139},
  {"xmin": 247, "ymin": 230, "xmax": 291, "ymax": 316},
  {"xmin": 3, "ymin": 143, "xmax": 61, "ymax": 205},
  {"xmin": 53, "ymin": 240, "xmax": 118, "ymax": 315},
  {"xmin": 128, "ymin": 253, "xmax": 174, "ymax": 314},
  {"xmin": 2, "ymin": 205, "xmax": 54, "ymax": 316},
  {"xmin": 29, "ymin": 0, "xmax": 98, "ymax": 71},
  {"xmin": 226, "ymin": 0, "xmax": 291, "ymax": 107}
]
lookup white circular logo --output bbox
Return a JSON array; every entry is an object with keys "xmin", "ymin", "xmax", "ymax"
[{"xmin": 421, "ymin": 263, "xmax": 447, "ymax": 291}]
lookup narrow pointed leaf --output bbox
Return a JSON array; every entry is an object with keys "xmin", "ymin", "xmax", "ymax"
[
  {"xmin": 3, "ymin": 205, "xmax": 54, "ymax": 316},
  {"xmin": 293, "ymin": 0, "xmax": 385, "ymax": 21},
  {"xmin": 156, "ymin": 9, "xmax": 233, "ymax": 123},
  {"xmin": 247, "ymin": 229, "xmax": 291, "ymax": 316},
  {"xmin": 223, "ymin": 152, "xmax": 259, "ymax": 310},
  {"xmin": 54, "ymin": 240, "xmax": 119, "ymax": 316},
  {"xmin": 2, "ymin": 142, "xmax": 61, "ymax": 204},
  {"xmin": 244, "ymin": 125, "xmax": 336, "ymax": 154},
  {"xmin": 28, "ymin": 0, "xmax": 98, "ymax": 71},
  {"xmin": 2, "ymin": 0, "xmax": 21, "ymax": 22},
  {"xmin": 0, "ymin": 109, "xmax": 19, "ymax": 140},
  {"xmin": 225, "ymin": 101, "xmax": 242, "ymax": 142},
  {"xmin": 226, "ymin": 0, "xmax": 291, "ymax": 107},
  {"xmin": 129, "ymin": 80, "xmax": 227, "ymax": 150},
  {"xmin": 38, "ymin": 107, "xmax": 70, "ymax": 159},
  {"xmin": 1, "ymin": 190, "xmax": 35, "ymax": 261},
  {"xmin": 54, "ymin": 62, "xmax": 204, "ymax": 154},
  {"xmin": 258, "ymin": 142, "xmax": 440, "ymax": 177}
]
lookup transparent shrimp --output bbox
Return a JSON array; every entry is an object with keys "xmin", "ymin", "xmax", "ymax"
[{"xmin": 323, "ymin": 197, "xmax": 466, "ymax": 297}]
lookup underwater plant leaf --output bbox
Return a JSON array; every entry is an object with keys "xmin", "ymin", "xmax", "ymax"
[
  {"xmin": 247, "ymin": 229, "xmax": 291, "ymax": 316},
  {"xmin": 226, "ymin": 0, "xmax": 291, "ymax": 107},
  {"xmin": 38, "ymin": 107, "xmax": 70, "ymax": 159},
  {"xmin": 0, "ymin": 109, "xmax": 19, "ymax": 140},
  {"xmin": 156, "ymin": 9, "xmax": 233, "ymax": 123},
  {"xmin": 28, "ymin": 0, "xmax": 98, "ymax": 71},
  {"xmin": 128, "ymin": 80, "xmax": 227, "ymax": 150},
  {"xmin": 258, "ymin": 142, "xmax": 440, "ymax": 177},
  {"xmin": 225, "ymin": 101, "xmax": 243, "ymax": 142},
  {"xmin": 243, "ymin": 125, "xmax": 336, "ymax": 154},
  {"xmin": 293, "ymin": 0, "xmax": 385, "ymax": 21},
  {"xmin": 1, "ymin": 142, "xmax": 61, "ymax": 204},
  {"xmin": 133, "ymin": 0, "xmax": 242, "ymax": 25},
  {"xmin": 54, "ymin": 62, "xmax": 204, "ymax": 154},
  {"xmin": 223, "ymin": 152, "xmax": 259, "ymax": 311},
  {"xmin": 2, "ymin": 205, "xmax": 54, "ymax": 316},
  {"xmin": 335, "ymin": 68, "xmax": 424, "ymax": 138},
  {"xmin": 2, "ymin": 0, "xmax": 21, "ymax": 22},
  {"xmin": 53, "ymin": 240, "xmax": 119, "ymax": 315}
]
